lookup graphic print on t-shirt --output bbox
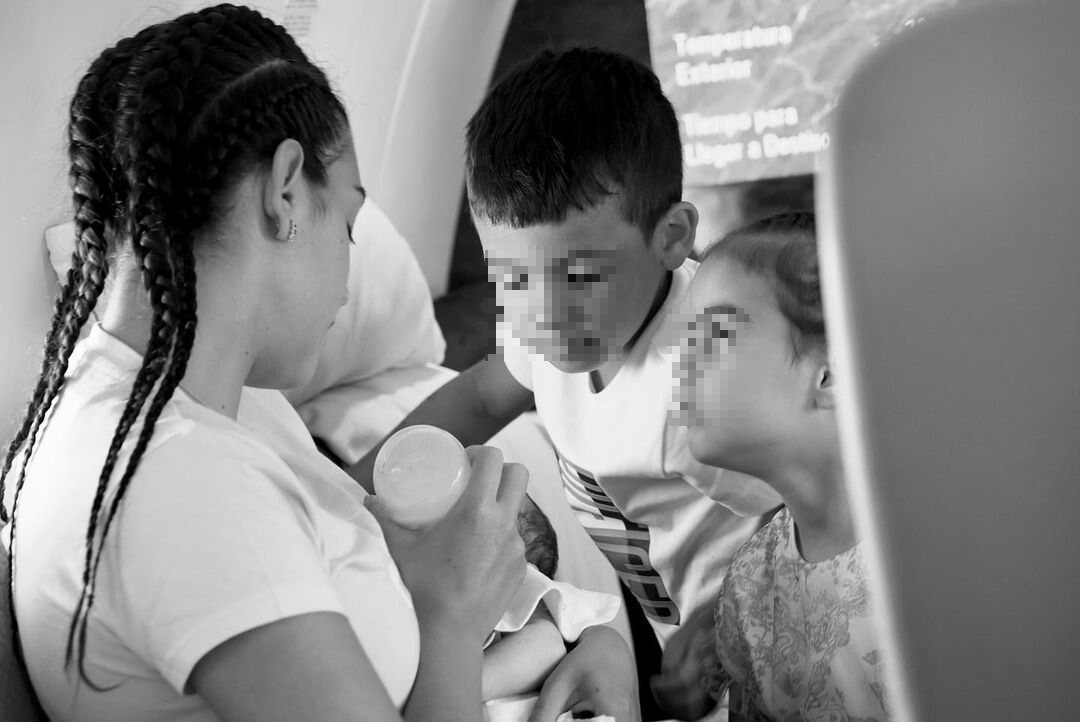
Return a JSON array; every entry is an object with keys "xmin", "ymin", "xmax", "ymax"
[{"xmin": 558, "ymin": 454, "xmax": 680, "ymax": 625}]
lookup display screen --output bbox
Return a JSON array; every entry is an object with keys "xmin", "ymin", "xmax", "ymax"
[{"xmin": 646, "ymin": 0, "xmax": 961, "ymax": 186}]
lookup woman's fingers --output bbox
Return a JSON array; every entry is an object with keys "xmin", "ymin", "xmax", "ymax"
[
  {"xmin": 528, "ymin": 626, "xmax": 639, "ymax": 722},
  {"xmin": 463, "ymin": 445, "xmax": 505, "ymax": 503},
  {"xmin": 497, "ymin": 461, "xmax": 529, "ymax": 509},
  {"xmin": 376, "ymin": 444, "xmax": 527, "ymax": 640},
  {"xmin": 462, "ymin": 446, "xmax": 529, "ymax": 516},
  {"xmin": 362, "ymin": 494, "xmax": 409, "ymax": 547}
]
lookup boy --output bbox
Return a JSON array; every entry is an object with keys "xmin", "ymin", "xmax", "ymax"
[{"xmin": 353, "ymin": 47, "xmax": 782, "ymax": 717}]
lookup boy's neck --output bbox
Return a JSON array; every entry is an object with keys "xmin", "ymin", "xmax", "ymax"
[
  {"xmin": 625, "ymin": 269, "xmax": 673, "ymax": 353},
  {"xmin": 589, "ymin": 270, "xmax": 673, "ymax": 392}
]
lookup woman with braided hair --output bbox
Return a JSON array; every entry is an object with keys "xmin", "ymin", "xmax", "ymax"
[{"xmin": 0, "ymin": 5, "xmax": 532, "ymax": 721}]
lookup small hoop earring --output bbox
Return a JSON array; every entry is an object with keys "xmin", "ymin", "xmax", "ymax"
[{"xmin": 286, "ymin": 220, "xmax": 299, "ymax": 242}]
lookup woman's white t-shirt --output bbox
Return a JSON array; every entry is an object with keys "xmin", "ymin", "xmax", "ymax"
[{"xmin": 3, "ymin": 325, "xmax": 420, "ymax": 721}]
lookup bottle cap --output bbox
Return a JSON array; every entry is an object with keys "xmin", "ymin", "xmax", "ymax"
[{"xmin": 373, "ymin": 425, "xmax": 469, "ymax": 529}]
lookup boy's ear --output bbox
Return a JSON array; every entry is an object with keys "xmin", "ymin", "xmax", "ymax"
[
  {"xmin": 812, "ymin": 363, "xmax": 835, "ymax": 410},
  {"xmin": 650, "ymin": 201, "xmax": 698, "ymax": 270},
  {"xmin": 263, "ymin": 138, "xmax": 306, "ymax": 242}
]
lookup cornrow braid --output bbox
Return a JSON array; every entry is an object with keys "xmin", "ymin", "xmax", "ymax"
[
  {"xmin": 0, "ymin": 23, "xmax": 158, "ymax": 517},
  {"xmin": 2, "ymin": 3, "xmax": 351, "ymax": 689},
  {"xmin": 65, "ymin": 13, "xmax": 231, "ymax": 685},
  {"xmin": 186, "ymin": 64, "xmax": 344, "ymax": 193},
  {"xmin": 75, "ymin": 42, "xmax": 313, "ymax": 679},
  {"xmin": 220, "ymin": 4, "xmax": 306, "ymax": 60},
  {"xmin": 0, "ymin": 269, "xmax": 81, "ymax": 702},
  {"xmin": 0, "ymin": 277, "xmax": 77, "ymax": 522},
  {"xmin": 0, "ymin": 24, "xmax": 162, "ymax": 696},
  {"xmin": 23, "ymin": 5, "xmax": 348, "ymax": 686}
]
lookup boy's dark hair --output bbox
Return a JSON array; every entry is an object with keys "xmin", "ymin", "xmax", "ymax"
[
  {"xmin": 703, "ymin": 211, "xmax": 825, "ymax": 361},
  {"xmin": 465, "ymin": 46, "xmax": 682, "ymax": 237},
  {"xmin": 517, "ymin": 495, "xmax": 559, "ymax": 579}
]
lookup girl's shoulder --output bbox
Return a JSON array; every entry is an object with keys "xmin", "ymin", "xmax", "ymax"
[{"xmin": 728, "ymin": 507, "xmax": 793, "ymax": 575}]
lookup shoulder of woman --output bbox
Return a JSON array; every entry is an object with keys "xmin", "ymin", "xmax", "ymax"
[{"xmin": 126, "ymin": 412, "xmax": 303, "ymax": 512}]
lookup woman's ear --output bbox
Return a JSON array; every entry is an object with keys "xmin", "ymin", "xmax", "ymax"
[
  {"xmin": 650, "ymin": 201, "xmax": 699, "ymax": 270},
  {"xmin": 813, "ymin": 363, "xmax": 835, "ymax": 410},
  {"xmin": 263, "ymin": 138, "xmax": 306, "ymax": 241}
]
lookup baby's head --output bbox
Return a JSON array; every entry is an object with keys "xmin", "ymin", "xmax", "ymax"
[
  {"xmin": 517, "ymin": 495, "xmax": 558, "ymax": 579},
  {"xmin": 466, "ymin": 47, "xmax": 696, "ymax": 373},
  {"xmin": 675, "ymin": 211, "xmax": 833, "ymax": 477}
]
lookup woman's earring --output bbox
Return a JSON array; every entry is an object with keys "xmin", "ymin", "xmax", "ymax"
[{"xmin": 287, "ymin": 220, "xmax": 299, "ymax": 242}]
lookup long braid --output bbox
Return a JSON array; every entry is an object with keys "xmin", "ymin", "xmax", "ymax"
[
  {"xmin": 0, "ymin": 269, "xmax": 80, "ymax": 715},
  {"xmin": 0, "ymin": 26, "xmax": 158, "ymax": 506},
  {"xmin": 78, "ymin": 15, "xmax": 333, "ymax": 645},
  {"xmin": 3, "ymin": 2, "xmax": 351, "ymax": 691},
  {"xmin": 1, "ymin": 28, "xmax": 161, "ymax": 694},
  {"xmin": 91, "ymin": 18, "xmax": 344, "ymax": 578},
  {"xmin": 67, "ymin": 14, "xmax": 230, "ymax": 684},
  {"xmin": 0, "ymin": 279, "xmax": 78, "ymax": 517}
]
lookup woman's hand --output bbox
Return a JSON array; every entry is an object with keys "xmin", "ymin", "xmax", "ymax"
[
  {"xmin": 364, "ymin": 445, "xmax": 528, "ymax": 643},
  {"xmin": 528, "ymin": 624, "xmax": 639, "ymax": 722}
]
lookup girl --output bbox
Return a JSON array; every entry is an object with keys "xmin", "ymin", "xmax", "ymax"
[
  {"xmin": 656, "ymin": 211, "xmax": 889, "ymax": 720},
  {"xmin": 0, "ymin": 5, "xmax": 533, "ymax": 721}
]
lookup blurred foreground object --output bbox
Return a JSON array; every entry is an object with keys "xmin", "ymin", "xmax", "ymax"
[{"xmin": 818, "ymin": 0, "xmax": 1080, "ymax": 719}]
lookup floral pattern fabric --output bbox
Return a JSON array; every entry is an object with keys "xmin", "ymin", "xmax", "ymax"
[{"xmin": 705, "ymin": 507, "xmax": 889, "ymax": 721}]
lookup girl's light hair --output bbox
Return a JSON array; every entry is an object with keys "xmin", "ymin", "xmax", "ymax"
[{"xmin": 703, "ymin": 210, "xmax": 825, "ymax": 361}]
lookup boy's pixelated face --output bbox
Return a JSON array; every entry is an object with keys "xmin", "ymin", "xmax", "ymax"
[
  {"xmin": 480, "ymin": 198, "xmax": 667, "ymax": 373},
  {"xmin": 672, "ymin": 254, "xmax": 811, "ymax": 470}
]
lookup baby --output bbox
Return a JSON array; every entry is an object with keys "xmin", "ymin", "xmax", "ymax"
[
  {"xmin": 484, "ymin": 496, "xmax": 621, "ymax": 722},
  {"xmin": 365, "ymin": 424, "xmax": 619, "ymax": 715},
  {"xmin": 482, "ymin": 495, "xmax": 565, "ymax": 701}
]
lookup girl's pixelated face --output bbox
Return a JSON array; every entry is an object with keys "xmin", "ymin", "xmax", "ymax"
[
  {"xmin": 478, "ymin": 197, "xmax": 667, "ymax": 373},
  {"xmin": 673, "ymin": 255, "xmax": 814, "ymax": 471}
]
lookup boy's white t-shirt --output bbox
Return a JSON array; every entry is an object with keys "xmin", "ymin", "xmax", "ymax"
[
  {"xmin": 4, "ymin": 325, "xmax": 419, "ymax": 722},
  {"xmin": 499, "ymin": 261, "xmax": 782, "ymax": 643}
]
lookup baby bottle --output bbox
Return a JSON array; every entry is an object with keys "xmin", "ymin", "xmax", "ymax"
[{"xmin": 372, "ymin": 425, "xmax": 470, "ymax": 529}]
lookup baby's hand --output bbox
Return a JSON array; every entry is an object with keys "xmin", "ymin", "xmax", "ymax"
[
  {"xmin": 483, "ymin": 607, "xmax": 565, "ymax": 701},
  {"xmin": 529, "ymin": 625, "xmax": 637, "ymax": 722},
  {"xmin": 650, "ymin": 603, "xmax": 716, "ymax": 720}
]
